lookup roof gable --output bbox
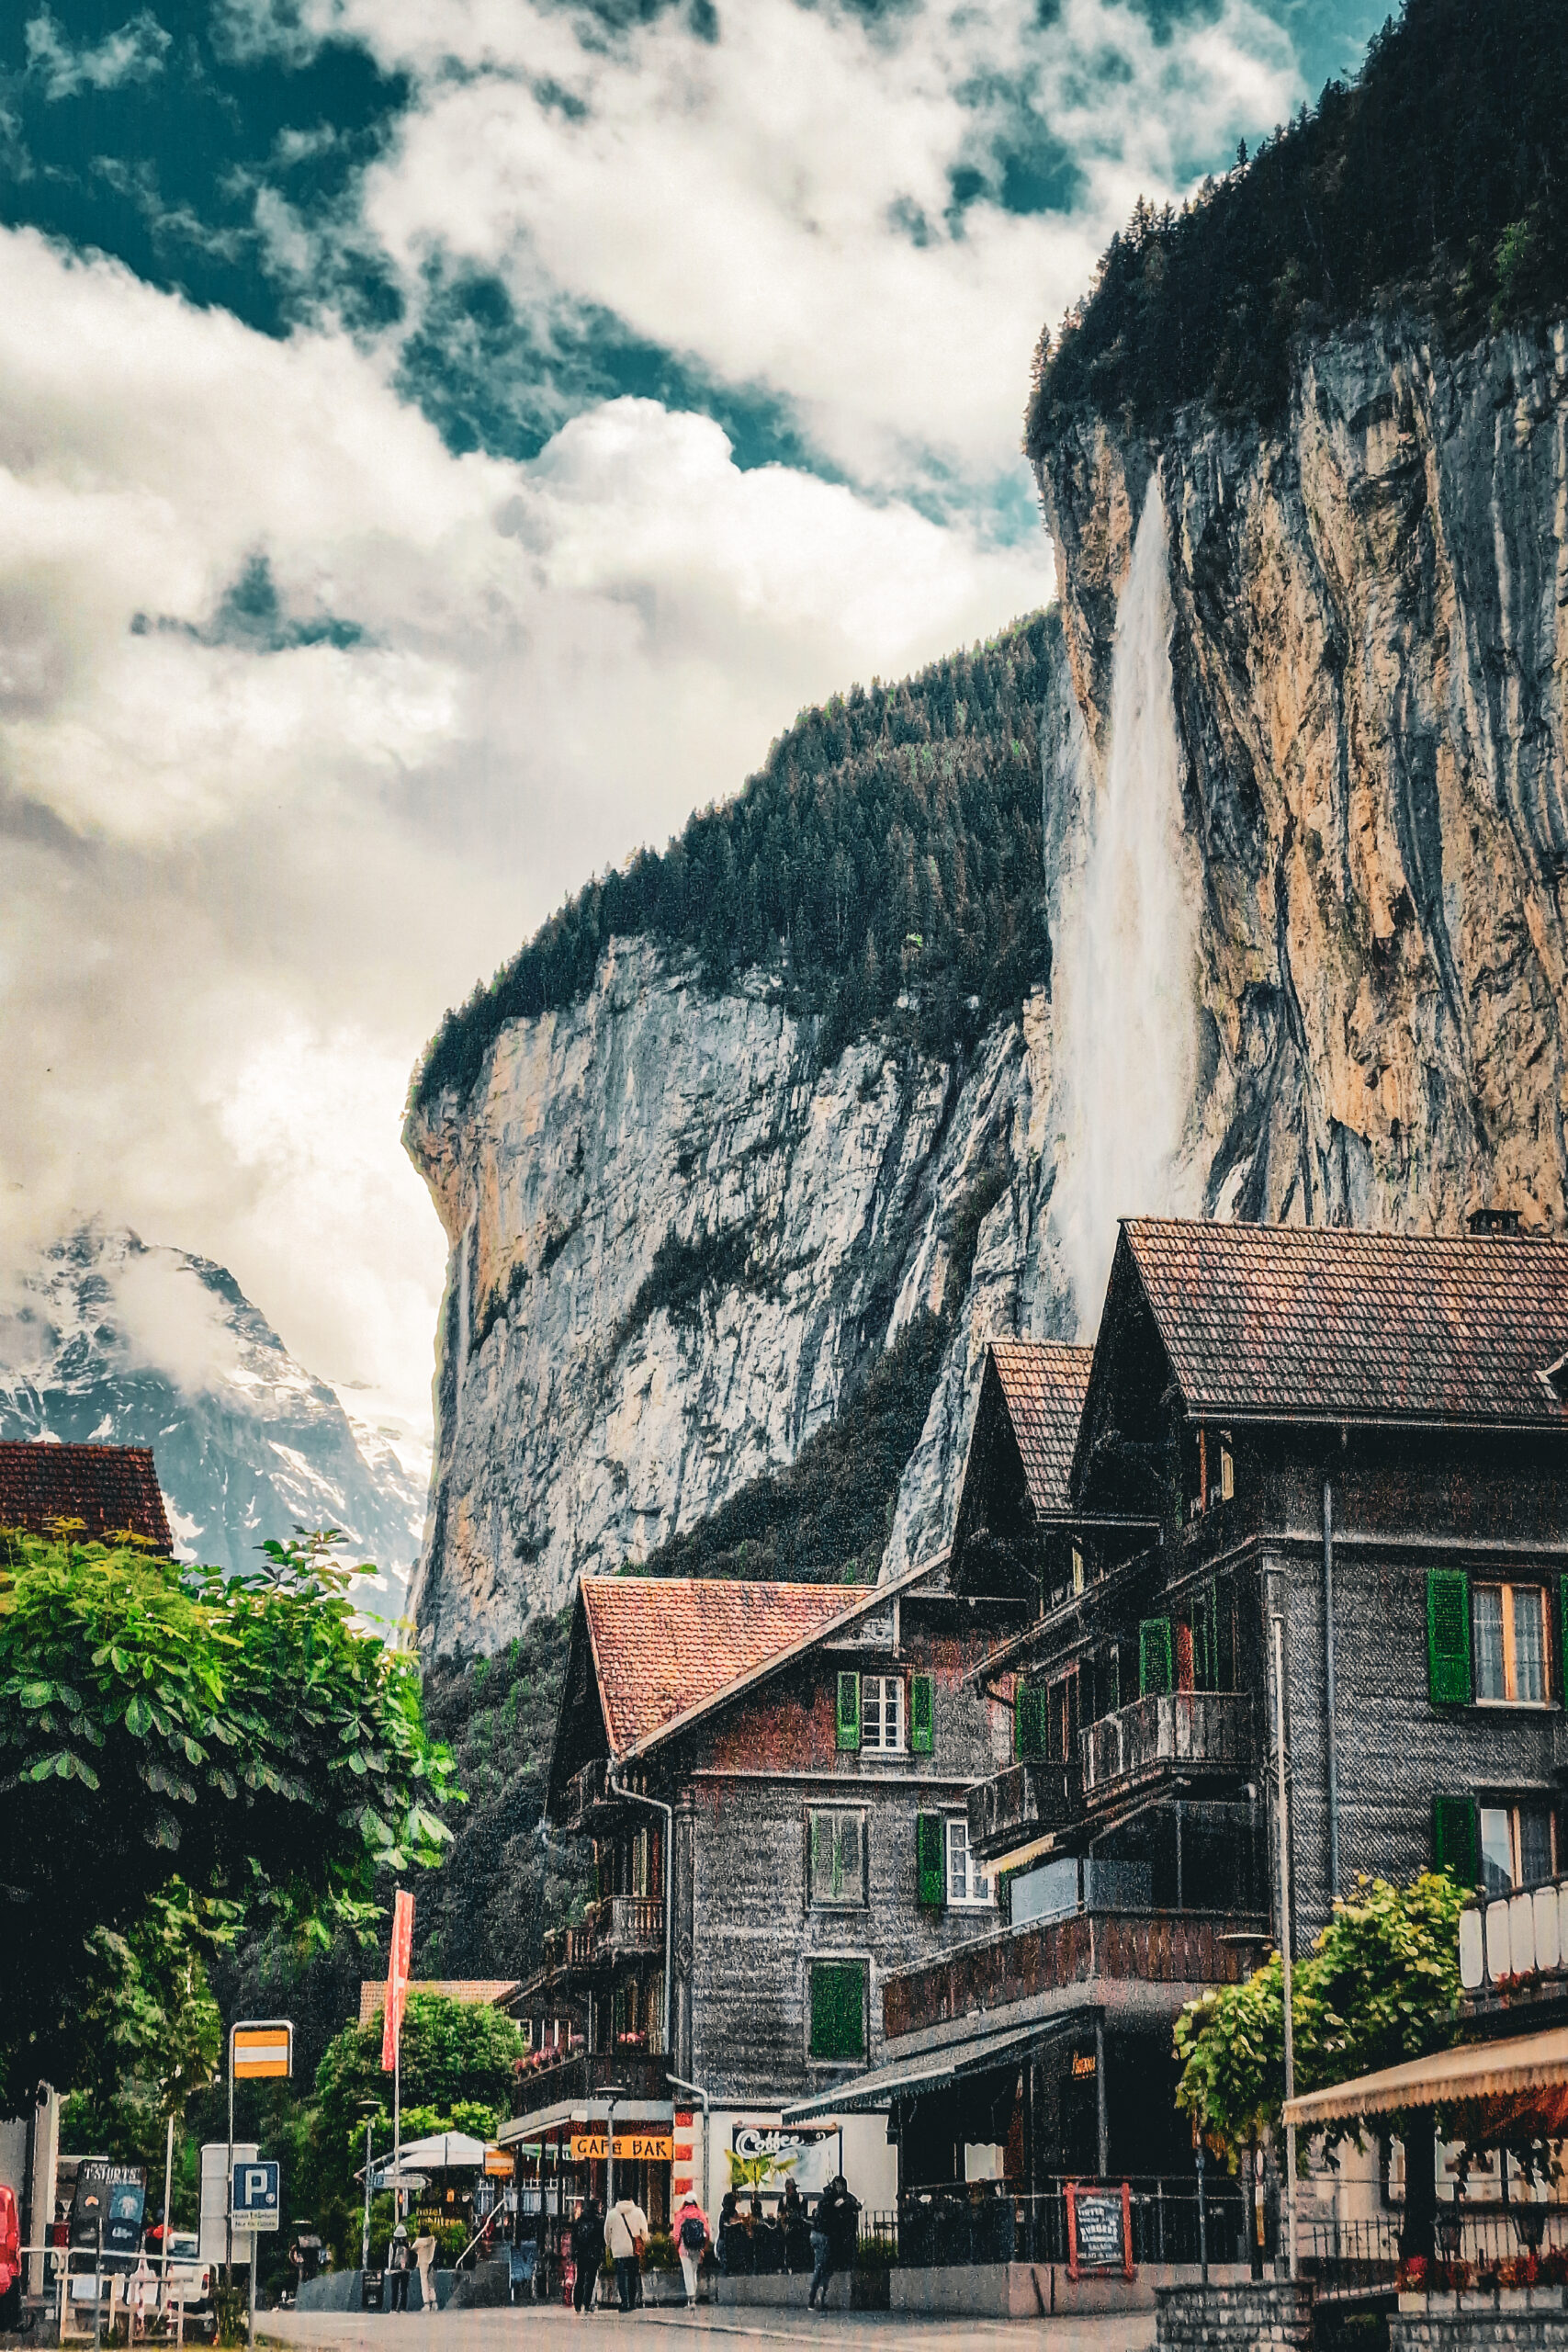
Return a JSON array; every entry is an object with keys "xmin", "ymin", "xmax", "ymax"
[
  {"xmin": 987, "ymin": 1341, "xmax": 1095, "ymax": 1515},
  {"xmin": 0, "ymin": 1441, "xmax": 173, "ymax": 1551},
  {"xmin": 1121, "ymin": 1217, "xmax": 1568, "ymax": 1430}
]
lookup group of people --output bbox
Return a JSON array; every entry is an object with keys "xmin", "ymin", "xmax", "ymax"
[
  {"xmin": 382, "ymin": 2223, "xmax": 436, "ymax": 2312},
  {"xmin": 563, "ymin": 2173, "xmax": 859, "ymax": 2315}
]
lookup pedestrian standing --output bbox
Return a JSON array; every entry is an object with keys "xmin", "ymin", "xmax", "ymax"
[
  {"xmin": 673, "ymin": 2193, "xmax": 709, "ymax": 2310},
  {"xmin": 412, "ymin": 2228, "xmax": 435, "ymax": 2312},
  {"xmin": 571, "ymin": 2196, "xmax": 604, "ymax": 2318},
  {"xmin": 807, "ymin": 2176, "xmax": 860, "ymax": 2314},
  {"xmin": 604, "ymin": 2192, "xmax": 648, "ymax": 2314},
  {"xmin": 386, "ymin": 2223, "xmax": 411, "ymax": 2312}
]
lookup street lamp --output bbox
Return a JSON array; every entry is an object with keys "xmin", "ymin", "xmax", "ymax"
[{"xmin": 356, "ymin": 2102, "xmax": 380, "ymax": 2276}]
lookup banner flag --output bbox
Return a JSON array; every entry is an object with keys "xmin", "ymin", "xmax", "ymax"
[{"xmin": 380, "ymin": 1888, "xmax": 413, "ymax": 2073}]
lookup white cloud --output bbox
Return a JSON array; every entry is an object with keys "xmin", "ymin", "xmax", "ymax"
[
  {"xmin": 0, "ymin": 227, "xmax": 1049, "ymax": 1425},
  {"xmin": 25, "ymin": 6, "xmax": 172, "ymax": 99}
]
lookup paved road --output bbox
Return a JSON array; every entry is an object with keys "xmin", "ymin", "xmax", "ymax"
[{"xmin": 262, "ymin": 2306, "xmax": 1155, "ymax": 2350}]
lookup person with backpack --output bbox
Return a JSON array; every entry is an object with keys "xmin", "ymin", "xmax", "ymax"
[
  {"xmin": 570, "ymin": 2196, "xmax": 604, "ymax": 2317},
  {"xmin": 807, "ymin": 2177, "xmax": 860, "ymax": 2313},
  {"xmin": 673, "ymin": 2194, "xmax": 709, "ymax": 2309}
]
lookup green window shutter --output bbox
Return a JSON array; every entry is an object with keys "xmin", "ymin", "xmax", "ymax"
[
  {"xmin": 1427, "ymin": 1570, "xmax": 1472, "ymax": 1705},
  {"xmin": 1434, "ymin": 1794, "xmax": 1479, "ymax": 1889},
  {"xmin": 916, "ymin": 1812, "xmax": 945, "ymax": 1907},
  {"xmin": 910, "ymin": 1673, "xmax": 934, "ymax": 1755},
  {"xmin": 1139, "ymin": 1618, "xmax": 1174, "ymax": 1698},
  {"xmin": 836, "ymin": 1670, "xmax": 862, "ymax": 1751},
  {"xmin": 809, "ymin": 1962, "xmax": 866, "ymax": 2061},
  {"xmin": 1015, "ymin": 1685, "xmax": 1048, "ymax": 1758}
]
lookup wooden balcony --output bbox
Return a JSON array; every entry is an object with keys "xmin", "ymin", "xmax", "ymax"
[
  {"xmin": 601, "ymin": 1895, "xmax": 661, "ymax": 1958},
  {"xmin": 966, "ymin": 1759, "xmax": 1079, "ymax": 1863},
  {"xmin": 883, "ymin": 1907, "xmax": 1268, "ymax": 2042},
  {"xmin": 510, "ymin": 2047, "xmax": 670, "ymax": 2120},
  {"xmin": 1079, "ymin": 1692, "xmax": 1252, "ymax": 1804},
  {"xmin": 558, "ymin": 1758, "xmax": 619, "ymax": 1834}
]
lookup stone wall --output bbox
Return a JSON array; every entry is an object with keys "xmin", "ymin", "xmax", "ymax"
[
  {"xmin": 1156, "ymin": 2279, "xmax": 1314, "ymax": 2349},
  {"xmin": 1392, "ymin": 2310, "xmax": 1568, "ymax": 2348}
]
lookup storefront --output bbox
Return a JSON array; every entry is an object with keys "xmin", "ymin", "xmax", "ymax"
[{"xmin": 499, "ymin": 2099, "xmax": 674, "ymax": 2295}]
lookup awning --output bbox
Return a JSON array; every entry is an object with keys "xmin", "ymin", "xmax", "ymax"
[
  {"xmin": 498, "ymin": 2098, "xmax": 671, "ymax": 2146},
  {"xmin": 1282, "ymin": 2027, "xmax": 1568, "ymax": 2131},
  {"xmin": 781, "ymin": 2015, "xmax": 1078, "ymax": 2125}
]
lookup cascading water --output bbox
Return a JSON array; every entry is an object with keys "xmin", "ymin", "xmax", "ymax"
[
  {"xmin": 1046, "ymin": 472, "xmax": 1205, "ymax": 1331},
  {"xmin": 455, "ymin": 1213, "xmax": 473, "ymax": 1417}
]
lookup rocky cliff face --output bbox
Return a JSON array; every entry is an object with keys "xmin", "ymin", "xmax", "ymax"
[
  {"xmin": 1036, "ymin": 316, "xmax": 1568, "ymax": 1245},
  {"xmin": 409, "ymin": 312, "xmax": 1568, "ymax": 1657}
]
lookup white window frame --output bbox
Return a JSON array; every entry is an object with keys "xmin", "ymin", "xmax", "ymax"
[
  {"xmin": 1472, "ymin": 1581, "xmax": 1550, "ymax": 1706},
  {"xmin": 861, "ymin": 1674, "xmax": 906, "ymax": 1755},
  {"xmin": 945, "ymin": 1815, "xmax": 994, "ymax": 1909},
  {"xmin": 1479, "ymin": 1801, "xmax": 1557, "ymax": 1896}
]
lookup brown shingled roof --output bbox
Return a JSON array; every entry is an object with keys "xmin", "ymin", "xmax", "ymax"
[
  {"xmin": 1122, "ymin": 1218, "xmax": 1568, "ymax": 1427},
  {"xmin": 987, "ymin": 1341, "xmax": 1095, "ymax": 1515},
  {"xmin": 581, "ymin": 1577, "xmax": 863, "ymax": 1756},
  {"xmin": 358, "ymin": 1980, "xmax": 516, "ymax": 2027},
  {"xmin": 0, "ymin": 1441, "xmax": 173, "ymax": 1550}
]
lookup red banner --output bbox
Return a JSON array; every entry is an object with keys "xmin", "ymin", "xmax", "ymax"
[{"xmin": 380, "ymin": 1888, "xmax": 413, "ymax": 2073}]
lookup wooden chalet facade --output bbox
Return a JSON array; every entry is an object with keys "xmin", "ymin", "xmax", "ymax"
[
  {"xmin": 507, "ymin": 1559, "xmax": 1027, "ymax": 2233},
  {"xmin": 797, "ymin": 1218, "xmax": 1568, "ymax": 2209}
]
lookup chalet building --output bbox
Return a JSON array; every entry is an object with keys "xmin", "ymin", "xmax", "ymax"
[
  {"xmin": 0, "ymin": 1440, "xmax": 174, "ymax": 1550},
  {"xmin": 784, "ymin": 1218, "xmax": 1568, "ymax": 2213},
  {"xmin": 502, "ymin": 1560, "xmax": 1027, "ymax": 2248}
]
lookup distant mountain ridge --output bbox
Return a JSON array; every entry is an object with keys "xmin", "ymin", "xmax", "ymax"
[{"xmin": 0, "ymin": 1225, "xmax": 424, "ymax": 1621}]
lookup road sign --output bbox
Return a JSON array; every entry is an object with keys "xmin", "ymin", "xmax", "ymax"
[
  {"xmin": 231, "ymin": 2162, "xmax": 281, "ymax": 2233},
  {"xmin": 231, "ymin": 2023, "xmax": 292, "ymax": 2080}
]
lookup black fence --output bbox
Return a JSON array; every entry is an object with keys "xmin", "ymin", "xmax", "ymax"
[
  {"xmin": 1288, "ymin": 2207, "xmax": 1568, "ymax": 2305},
  {"xmin": 894, "ymin": 2177, "xmax": 1250, "ymax": 2270}
]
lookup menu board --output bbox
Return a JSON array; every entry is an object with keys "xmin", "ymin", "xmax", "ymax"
[{"xmin": 1065, "ymin": 2182, "xmax": 1134, "ymax": 2280}]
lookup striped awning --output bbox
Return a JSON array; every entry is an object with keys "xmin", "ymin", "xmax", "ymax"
[{"xmin": 1282, "ymin": 2028, "xmax": 1568, "ymax": 2129}]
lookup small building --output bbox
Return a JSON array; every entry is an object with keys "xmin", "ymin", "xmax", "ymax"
[
  {"xmin": 800, "ymin": 1219, "xmax": 1568, "ymax": 2232},
  {"xmin": 357, "ymin": 1980, "xmax": 518, "ymax": 2028},
  {"xmin": 0, "ymin": 1440, "xmax": 173, "ymax": 1551},
  {"xmin": 505, "ymin": 1558, "xmax": 1028, "ymax": 2263}
]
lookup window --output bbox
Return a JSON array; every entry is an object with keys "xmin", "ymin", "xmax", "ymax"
[
  {"xmin": 808, "ymin": 1960, "xmax": 867, "ymax": 2062},
  {"xmin": 1071, "ymin": 1544, "xmax": 1085, "ymax": 1596},
  {"xmin": 1479, "ymin": 1804, "xmax": 1557, "ymax": 1897},
  {"xmin": 1473, "ymin": 1583, "xmax": 1548, "ymax": 1704},
  {"xmin": 862, "ymin": 1675, "xmax": 905, "ymax": 1753},
  {"xmin": 945, "ymin": 1818, "xmax": 993, "ymax": 1908},
  {"xmin": 808, "ymin": 1810, "xmax": 866, "ymax": 1907}
]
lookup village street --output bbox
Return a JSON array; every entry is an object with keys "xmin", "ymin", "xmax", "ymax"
[{"xmin": 259, "ymin": 2310, "xmax": 1155, "ymax": 2351}]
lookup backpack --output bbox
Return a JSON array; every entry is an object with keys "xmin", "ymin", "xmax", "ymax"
[{"xmin": 679, "ymin": 2213, "xmax": 705, "ymax": 2252}]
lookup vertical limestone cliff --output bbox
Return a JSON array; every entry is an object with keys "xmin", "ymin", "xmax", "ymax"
[{"xmin": 1035, "ymin": 317, "xmax": 1568, "ymax": 1244}]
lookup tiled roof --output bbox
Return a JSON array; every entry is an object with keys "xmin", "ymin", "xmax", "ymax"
[
  {"xmin": 987, "ymin": 1341, "xmax": 1095, "ymax": 1515},
  {"xmin": 1123, "ymin": 1218, "xmax": 1568, "ymax": 1426},
  {"xmin": 581, "ymin": 1577, "xmax": 863, "ymax": 1756},
  {"xmin": 0, "ymin": 1441, "xmax": 173, "ymax": 1550},
  {"xmin": 358, "ymin": 1980, "xmax": 517, "ymax": 2027}
]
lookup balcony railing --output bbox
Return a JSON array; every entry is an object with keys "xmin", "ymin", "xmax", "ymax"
[
  {"xmin": 967, "ymin": 1760, "xmax": 1078, "ymax": 1863},
  {"xmin": 1461, "ymin": 1871, "xmax": 1568, "ymax": 2005},
  {"xmin": 883, "ymin": 1905, "xmax": 1268, "ymax": 2042},
  {"xmin": 558, "ymin": 1758, "xmax": 618, "ymax": 1834},
  {"xmin": 509, "ymin": 2048, "xmax": 670, "ymax": 2119},
  {"xmin": 1080, "ymin": 1691, "xmax": 1252, "ymax": 1798},
  {"xmin": 601, "ymin": 1895, "xmax": 662, "ymax": 1957}
]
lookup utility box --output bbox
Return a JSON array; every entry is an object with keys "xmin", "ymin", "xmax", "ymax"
[{"xmin": 199, "ymin": 2145, "xmax": 256, "ymax": 2269}]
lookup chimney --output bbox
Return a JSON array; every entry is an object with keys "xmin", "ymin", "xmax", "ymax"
[{"xmin": 1468, "ymin": 1207, "xmax": 1522, "ymax": 1238}]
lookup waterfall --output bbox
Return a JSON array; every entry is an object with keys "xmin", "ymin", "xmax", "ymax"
[
  {"xmin": 455, "ymin": 1214, "xmax": 473, "ymax": 1418},
  {"xmin": 1047, "ymin": 473, "xmax": 1204, "ymax": 1332}
]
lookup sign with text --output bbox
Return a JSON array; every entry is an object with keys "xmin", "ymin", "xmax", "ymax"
[
  {"xmin": 484, "ymin": 2150, "xmax": 513, "ymax": 2178},
  {"xmin": 231, "ymin": 2022, "xmax": 292, "ymax": 2080},
  {"xmin": 231, "ymin": 2161, "xmax": 281, "ymax": 2233},
  {"xmin": 1065, "ymin": 2182, "xmax": 1134, "ymax": 2281},
  {"xmin": 72, "ymin": 2165, "xmax": 146, "ymax": 2256},
  {"xmin": 568, "ymin": 2133, "xmax": 674, "ymax": 2164},
  {"xmin": 731, "ymin": 2124, "xmax": 838, "ymax": 2196}
]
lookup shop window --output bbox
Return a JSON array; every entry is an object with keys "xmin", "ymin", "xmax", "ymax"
[
  {"xmin": 1473, "ymin": 1583, "xmax": 1548, "ymax": 1705},
  {"xmin": 807, "ymin": 1960, "xmax": 868, "ymax": 2063},
  {"xmin": 862, "ymin": 1675, "xmax": 906, "ymax": 1753},
  {"xmin": 1479, "ymin": 1803, "xmax": 1556, "ymax": 1896},
  {"xmin": 945, "ymin": 1817, "xmax": 993, "ymax": 1909},
  {"xmin": 808, "ymin": 1809, "xmax": 867, "ymax": 1908}
]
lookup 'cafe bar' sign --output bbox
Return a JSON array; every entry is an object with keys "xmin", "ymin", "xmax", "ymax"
[{"xmin": 570, "ymin": 2132, "xmax": 674, "ymax": 2164}]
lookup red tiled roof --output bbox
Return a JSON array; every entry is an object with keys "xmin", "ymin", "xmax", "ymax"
[
  {"xmin": 581, "ymin": 1577, "xmax": 863, "ymax": 1756},
  {"xmin": 987, "ymin": 1341, "xmax": 1095, "ymax": 1515},
  {"xmin": 1123, "ymin": 1218, "xmax": 1568, "ymax": 1426},
  {"xmin": 0, "ymin": 1441, "xmax": 173, "ymax": 1550},
  {"xmin": 358, "ymin": 1980, "xmax": 517, "ymax": 2027}
]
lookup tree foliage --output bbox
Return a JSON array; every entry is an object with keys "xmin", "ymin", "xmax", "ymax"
[
  {"xmin": 0, "ymin": 1530, "xmax": 459, "ymax": 2107},
  {"xmin": 1174, "ymin": 1872, "xmax": 1464, "ymax": 2163},
  {"xmin": 412, "ymin": 618, "xmax": 1055, "ymax": 1114},
  {"xmin": 1027, "ymin": 0, "xmax": 1568, "ymax": 449}
]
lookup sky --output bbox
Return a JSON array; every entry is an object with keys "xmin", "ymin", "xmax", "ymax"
[{"xmin": 0, "ymin": 0, "xmax": 1383, "ymax": 1453}]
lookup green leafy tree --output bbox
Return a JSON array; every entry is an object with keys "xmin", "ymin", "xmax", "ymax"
[
  {"xmin": 1175, "ymin": 1873, "xmax": 1464, "ymax": 2257},
  {"xmin": 0, "ymin": 1530, "xmax": 458, "ymax": 2109}
]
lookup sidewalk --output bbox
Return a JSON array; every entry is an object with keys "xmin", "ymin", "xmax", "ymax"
[{"xmin": 261, "ymin": 2301, "xmax": 1156, "ymax": 2349}]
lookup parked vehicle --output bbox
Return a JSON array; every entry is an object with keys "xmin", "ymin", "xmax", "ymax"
[
  {"xmin": 0, "ymin": 2185, "xmax": 21, "ymax": 2331},
  {"xmin": 161, "ymin": 2232, "xmax": 211, "ymax": 2310}
]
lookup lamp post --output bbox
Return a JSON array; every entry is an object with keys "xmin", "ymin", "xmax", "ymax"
[
  {"xmin": 357, "ymin": 2103, "xmax": 379, "ymax": 2277},
  {"xmin": 1271, "ymin": 1611, "xmax": 1298, "ymax": 2284}
]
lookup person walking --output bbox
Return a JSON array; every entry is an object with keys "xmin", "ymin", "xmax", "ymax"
[
  {"xmin": 807, "ymin": 2177, "xmax": 860, "ymax": 2314},
  {"xmin": 673, "ymin": 2193, "xmax": 709, "ymax": 2310},
  {"xmin": 570, "ymin": 2196, "xmax": 604, "ymax": 2318},
  {"xmin": 412, "ymin": 2228, "xmax": 435, "ymax": 2312},
  {"xmin": 604, "ymin": 2190, "xmax": 648, "ymax": 2314},
  {"xmin": 386, "ymin": 2223, "xmax": 412, "ymax": 2312}
]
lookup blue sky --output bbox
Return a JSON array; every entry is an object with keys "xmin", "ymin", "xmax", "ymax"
[{"xmin": 0, "ymin": 0, "xmax": 1381, "ymax": 1438}]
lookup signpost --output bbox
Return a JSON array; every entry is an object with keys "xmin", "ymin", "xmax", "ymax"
[
  {"xmin": 1065, "ymin": 2182, "xmax": 1134, "ymax": 2282},
  {"xmin": 231, "ymin": 2162, "xmax": 280, "ymax": 2352},
  {"xmin": 224, "ymin": 2023, "xmax": 291, "ymax": 2297}
]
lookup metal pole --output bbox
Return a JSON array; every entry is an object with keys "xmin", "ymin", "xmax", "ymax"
[
  {"xmin": 1094, "ymin": 2016, "xmax": 1109, "ymax": 2179},
  {"xmin": 362, "ymin": 2122, "xmax": 373, "ymax": 2273},
  {"xmin": 163, "ymin": 2113, "xmax": 175, "ymax": 2295},
  {"xmin": 1272, "ymin": 1611, "xmax": 1299, "ymax": 2282},
  {"xmin": 94, "ymin": 2217, "xmax": 103, "ymax": 2352},
  {"xmin": 226, "ymin": 2035, "xmax": 234, "ymax": 2286},
  {"xmin": 1323, "ymin": 1480, "xmax": 1340, "ymax": 1902},
  {"xmin": 606, "ymin": 2098, "xmax": 616, "ymax": 2224},
  {"xmin": 394, "ymin": 2035, "xmax": 401, "ymax": 2228},
  {"xmin": 246, "ymin": 2237, "xmax": 255, "ymax": 2351},
  {"xmin": 1196, "ymin": 2139, "xmax": 1208, "ymax": 2288}
]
